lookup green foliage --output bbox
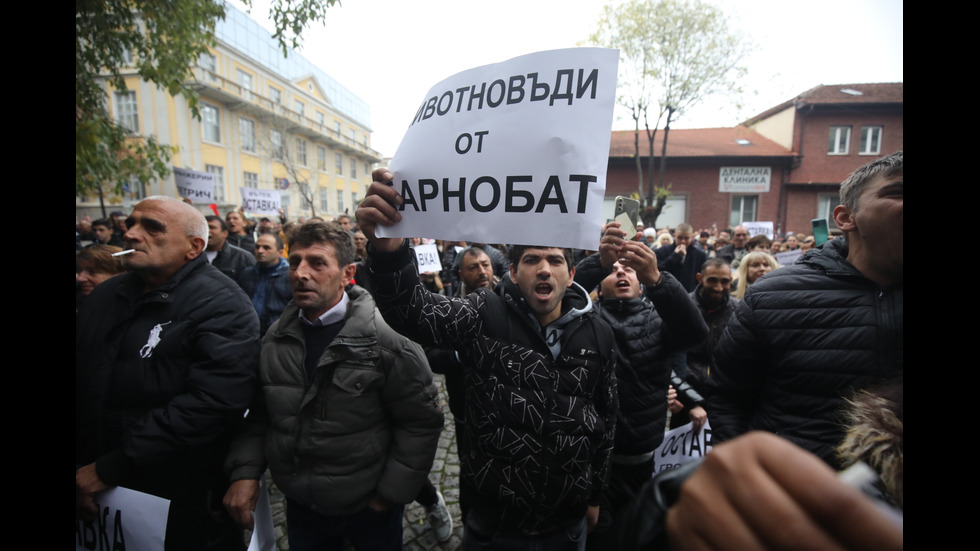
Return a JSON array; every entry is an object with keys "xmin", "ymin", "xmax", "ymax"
[{"xmin": 75, "ymin": 0, "xmax": 338, "ymax": 198}]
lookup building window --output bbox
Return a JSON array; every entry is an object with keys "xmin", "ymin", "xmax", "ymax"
[
  {"xmin": 334, "ymin": 121, "xmax": 342, "ymax": 135},
  {"xmin": 270, "ymin": 130, "xmax": 283, "ymax": 160},
  {"xmin": 351, "ymin": 158, "xmax": 357, "ymax": 178},
  {"xmin": 240, "ymin": 118, "xmax": 256, "ymax": 153},
  {"xmin": 199, "ymin": 53, "xmax": 216, "ymax": 80},
  {"xmin": 296, "ymin": 138, "xmax": 308, "ymax": 166},
  {"xmin": 206, "ymin": 165, "xmax": 225, "ymax": 203},
  {"xmin": 114, "ymin": 91, "xmax": 139, "ymax": 134},
  {"xmin": 364, "ymin": 162, "xmax": 370, "ymax": 176},
  {"xmin": 817, "ymin": 193, "xmax": 841, "ymax": 231},
  {"xmin": 317, "ymin": 146, "xmax": 327, "ymax": 171},
  {"xmin": 337, "ymin": 190, "xmax": 345, "ymax": 214},
  {"xmin": 244, "ymin": 171, "xmax": 258, "ymax": 188},
  {"xmin": 201, "ymin": 103, "xmax": 220, "ymax": 143},
  {"xmin": 319, "ymin": 188, "xmax": 329, "ymax": 212},
  {"xmin": 300, "ymin": 187, "xmax": 313, "ymax": 210},
  {"xmin": 120, "ymin": 47, "xmax": 134, "ymax": 66},
  {"xmin": 352, "ymin": 192, "xmax": 359, "ymax": 210},
  {"xmin": 828, "ymin": 126, "xmax": 851, "ymax": 155},
  {"xmin": 269, "ymin": 86, "xmax": 282, "ymax": 105},
  {"xmin": 294, "ymin": 100, "xmax": 305, "ymax": 119},
  {"xmin": 335, "ymin": 153, "xmax": 343, "ymax": 175},
  {"xmin": 859, "ymin": 126, "xmax": 883, "ymax": 155},
  {"xmin": 237, "ymin": 69, "xmax": 253, "ymax": 99},
  {"xmin": 730, "ymin": 195, "xmax": 758, "ymax": 227},
  {"xmin": 316, "ymin": 112, "xmax": 325, "ymax": 127}
]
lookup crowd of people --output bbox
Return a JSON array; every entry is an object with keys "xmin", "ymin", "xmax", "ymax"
[{"xmin": 76, "ymin": 151, "xmax": 902, "ymax": 550}]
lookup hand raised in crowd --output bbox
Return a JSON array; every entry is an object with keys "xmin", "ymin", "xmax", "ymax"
[
  {"xmin": 668, "ymin": 385, "xmax": 682, "ymax": 413},
  {"xmin": 665, "ymin": 432, "xmax": 902, "ymax": 551},
  {"xmin": 600, "ymin": 221, "xmax": 662, "ymax": 287},
  {"xmin": 355, "ymin": 168, "xmax": 405, "ymax": 253}
]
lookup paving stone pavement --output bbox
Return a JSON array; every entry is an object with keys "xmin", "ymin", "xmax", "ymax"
[{"xmin": 256, "ymin": 373, "xmax": 463, "ymax": 550}]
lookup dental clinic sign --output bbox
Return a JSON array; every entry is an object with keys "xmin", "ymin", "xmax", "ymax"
[{"xmin": 719, "ymin": 166, "xmax": 771, "ymax": 193}]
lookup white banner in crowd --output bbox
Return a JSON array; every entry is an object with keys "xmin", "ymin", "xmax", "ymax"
[
  {"xmin": 653, "ymin": 419, "xmax": 714, "ymax": 475},
  {"xmin": 413, "ymin": 243, "xmax": 443, "ymax": 274},
  {"xmin": 743, "ymin": 221, "xmax": 774, "ymax": 240},
  {"xmin": 241, "ymin": 187, "xmax": 282, "ymax": 217},
  {"xmin": 75, "ymin": 487, "xmax": 170, "ymax": 551},
  {"xmin": 174, "ymin": 166, "xmax": 215, "ymax": 203},
  {"xmin": 247, "ymin": 476, "xmax": 277, "ymax": 551},
  {"xmin": 775, "ymin": 248, "xmax": 803, "ymax": 266},
  {"xmin": 379, "ymin": 48, "xmax": 620, "ymax": 251}
]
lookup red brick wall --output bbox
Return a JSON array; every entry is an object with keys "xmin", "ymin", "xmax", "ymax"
[
  {"xmin": 792, "ymin": 107, "xmax": 904, "ymax": 184},
  {"xmin": 605, "ymin": 158, "xmax": 788, "ymax": 232}
]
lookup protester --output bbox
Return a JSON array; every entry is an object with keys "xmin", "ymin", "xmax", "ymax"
[
  {"xmin": 238, "ymin": 232, "xmax": 292, "ymax": 336},
  {"xmin": 223, "ymin": 221, "xmax": 444, "ymax": 550},
  {"xmin": 731, "ymin": 250, "xmax": 780, "ymax": 300},
  {"xmin": 706, "ymin": 151, "xmax": 903, "ymax": 466},
  {"xmin": 77, "ymin": 196, "xmax": 259, "ymax": 550},
  {"xmin": 574, "ymin": 222, "xmax": 707, "ymax": 551},
  {"xmin": 357, "ymin": 168, "xmax": 618, "ymax": 549}
]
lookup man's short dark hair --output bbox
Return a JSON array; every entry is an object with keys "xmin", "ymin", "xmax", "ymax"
[
  {"xmin": 288, "ymin": 221, "xmax": 355, "ymax": 266},
  {"xmin": 840, "ymin": 150, "xmax": 903, "ymax": 212},
  {"xmin": 509, "ymin": 245, "xmax": 574, "ymax": 268},
  {"xmin": 205, "ymin": 215, "xmax": 228, "ymax": 232},
  {"xmin": 457, "ymin": 246, "xmax": 493, "ymax": 276},
  {"xmin": 92, "ymin": 218, "xmax": 112, "ymax": 230},
  {"xmin": 258, "ymin": 231, "xmax": 284, "ymax": 251},
  {"xmin": 700, "ymin": 258, "xmax": 730, "ymax": 274}
]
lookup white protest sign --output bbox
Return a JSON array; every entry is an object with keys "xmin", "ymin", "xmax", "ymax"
[
  {"xmin": 247, "ymin": 476, "xmax": 277, "ymax": 551},
  {"xmin": 744, "ymin": 221, "xmax": 774, "ymax": 240},
  {"xmin": 174, "ymin": 166, "xmax": 215, "ymax": 203},
  {"xmin": 413, "ymin": 243, "xmax": 443, "ymax": 273},
  {"xmin": 75, "ymin": 486, "xmax": 170, "ymax": 551},
  {"xmin": 653, "ymin": 419, "xmax": 714, "ymax": 475},
  {"xmin": 775, "ymin": 248, "xmax": 803, "ymax": 266},
  {"xmin": 241, "ymin": 187, "xmax": 282, "ymax": 217},
  {"xmin": 379, "ymin": 48, "xmax": 619, "ymax": 251}
]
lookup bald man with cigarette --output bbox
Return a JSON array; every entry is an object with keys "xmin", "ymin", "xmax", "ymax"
[{"xmin": 76, "ymin": 196, "xmax": 260, "ymax": 551}]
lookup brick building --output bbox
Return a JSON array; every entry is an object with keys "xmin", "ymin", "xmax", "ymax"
[{"xmin": 606, "ymin": 82, "xmax": 903, "ymax": 236}]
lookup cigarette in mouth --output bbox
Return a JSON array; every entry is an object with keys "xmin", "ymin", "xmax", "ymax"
[{"xmin": 112, "ymin": 249, "xmax": 136, "ymax": 257}]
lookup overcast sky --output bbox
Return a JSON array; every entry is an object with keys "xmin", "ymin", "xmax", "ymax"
[{"xmin": 228, "ymin": 0, "xmax": 903, "ymax": 158}]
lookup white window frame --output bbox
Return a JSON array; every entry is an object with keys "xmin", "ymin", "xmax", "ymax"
[
  {"xmin": 319, "ymin": 188, "xmax": 329, "ymax": 212},
  {"xmin": 206, "ymin": 165, "xmax": 225, "ymax": 203},
  {"xmin": 294, "ymin": 100, "xmax": 305, "ymax": 119},
  {"xmin": 270, "ymin": 130, "xmax": 283, "ymax": 160},
  {"xmin": 828, "ymin": 126, "xmax": 851, "ymax": 155},
  {"xmin": 237, "ymin": 69, "xmax": 253, "ymax": 100},
  {"xmin": 351, "ymin": 158, "xmax": 357, "ymax": 178},
  {"xmin": 730, "ymin": 195, "xmax": 758, "ymax": 227},
  {"xmin": 335, "ymin": 152, "xmax": 343, "ymax": 175},
  {"xmin": 317, "ymin": 146, "xmax": 327, "ymax": 172},
  {"xmin": 243, "ymin": 171, "xmax": 259, "ymax": 188},
  {"xmin": 239, "ymin": 118, "xmax": 256, "ymax": 153},
  {"xmin": 859, "ymin": 126, "xmax": 883, "ymax": 155},
  {"xmin": 296, "ymin": 138, "xmax": 308, "ymax": 166},
  {"xmin": 337, "ymin": 189, "xmax": 345, "ymax": 214},
  {"xmin": 201, "ymin": 103, "xmax": 220, "ymax": 143},
  {"xmin": 316, "ymin": 112, "xmax": 325, "ymax": 127},
  {"xmin": 269, "ymin": 86, "xmax": 282, "ymax": 105},
  {"xmin": 199, "ymin": 53, "xmax": 216, "ymax": 80},
  {"xmin": 114, "ymin": 90, "xmax": 139, "ymax": 134}
]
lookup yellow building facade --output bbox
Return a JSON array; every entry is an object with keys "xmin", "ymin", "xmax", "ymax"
[{"xmin": 79, "ymin": 4, "xmax": 381, "ymax": 221}]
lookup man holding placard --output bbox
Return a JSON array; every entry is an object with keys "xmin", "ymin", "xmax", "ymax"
[{"xmin": 357, "ymin": 170, "xmax": 618, "ymax": 549}]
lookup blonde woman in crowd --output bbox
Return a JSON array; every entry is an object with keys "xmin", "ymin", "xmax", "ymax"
[{"xmin": 732, "ymin": 250, "xmax": 781, "ymax": 300}]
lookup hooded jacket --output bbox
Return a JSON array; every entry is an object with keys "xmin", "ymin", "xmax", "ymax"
[
  {"xmin": 706, "ymin": 238, "xmax": 903, "ymax": 466},
  {"xmin": 368, "ymin": 243, "xmax": 618, "ymax": 534}
]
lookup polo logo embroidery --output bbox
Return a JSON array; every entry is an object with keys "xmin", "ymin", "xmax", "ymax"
[{"xmin": 140, "ymin": 322, "xmax": 172, "ymax": 358}]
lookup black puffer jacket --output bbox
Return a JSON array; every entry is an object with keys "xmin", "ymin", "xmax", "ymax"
[
  {"xmin": 76, "ymin": 255, "xmax": 260, "ymax": 499},
  {"xmin": 369, "ymin": 243, "xmax": 617, "ymax": 534},
  {"xmin": 706, "ymin": 238, "xmax": 903, "ymax": 466},
  {"xmin": 683, "ymin": 286, "xmax": 737, "ymax": 391},
  {"xmin": 575, "ymin": 254, "xmax": 707, "ymax": 457}
]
